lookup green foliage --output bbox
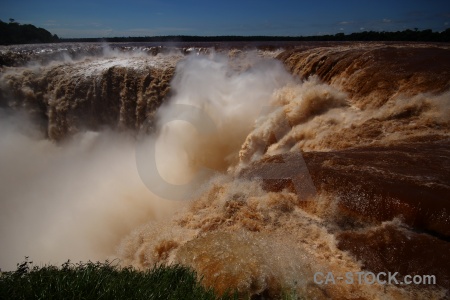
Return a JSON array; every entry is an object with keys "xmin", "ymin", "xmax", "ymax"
[
  {"xmin": 0, "ymin": 19, "xmax": 59, "ymax": 45},
  {"xmin": 0, "ymin": 259, "xmax": 236, "ymax": 300}
]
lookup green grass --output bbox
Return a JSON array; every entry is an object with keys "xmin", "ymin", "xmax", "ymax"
[{"xmin": 0, "ymin": 258, "xmax": 236, "ymax": 300}]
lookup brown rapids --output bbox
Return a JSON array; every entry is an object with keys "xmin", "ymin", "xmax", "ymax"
[
  {"xmin": 278, "ymin": 44, "xmax": 450, "ymax": 109},
  {"xmin": 0, "ymin": 42, "xmax": 449, "ymax": 299},
  {"xmin": 0, "ymin": 53, "xmax": 178, "ymax": 140}
]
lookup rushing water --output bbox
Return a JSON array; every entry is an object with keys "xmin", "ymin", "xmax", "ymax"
[{"xmin": 0, "ymin": 42, "xmax": 449, "ymax": 299}]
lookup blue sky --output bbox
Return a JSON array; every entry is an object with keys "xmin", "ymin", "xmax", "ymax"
[{"xmin": 1, "ymin": 0, "xmax": 449, "ymax": 38}]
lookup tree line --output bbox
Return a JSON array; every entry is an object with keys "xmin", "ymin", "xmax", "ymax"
[
  {"xmin": 1, "ymin": 19, "xmax": 449, "ymax": 45},
  {"xmin": 0, "ymin": 19, "xmax": 59, "ymax": 45},
  {"xmin": 61, "ymin": 29, "xmax": 450, "ymax": 43}
]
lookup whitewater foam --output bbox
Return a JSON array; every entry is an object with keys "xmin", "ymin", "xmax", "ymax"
[{"xmin": 0, "ymin": 44, "xmax": 449, "ymax": 299}]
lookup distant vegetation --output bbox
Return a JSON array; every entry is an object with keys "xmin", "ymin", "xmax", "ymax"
[
  {"xmin": 62, "ymin": 28, "xmax": 450, "ymax": 43},
  {"xmin": 0, "ymin": 19, "xmax": 59, "ymax": 45},
  {"xmin": 1, "ymin": 19, "xmax": 449, "ymax": 45},
  {"xmin": 0, "ymin": 259, "xmax": 237, "ymax": 300}
]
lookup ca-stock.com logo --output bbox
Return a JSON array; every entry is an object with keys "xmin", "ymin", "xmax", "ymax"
[{"xmin": 135, "ymin": 103, "xmax": 316, "ymax": 201}]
